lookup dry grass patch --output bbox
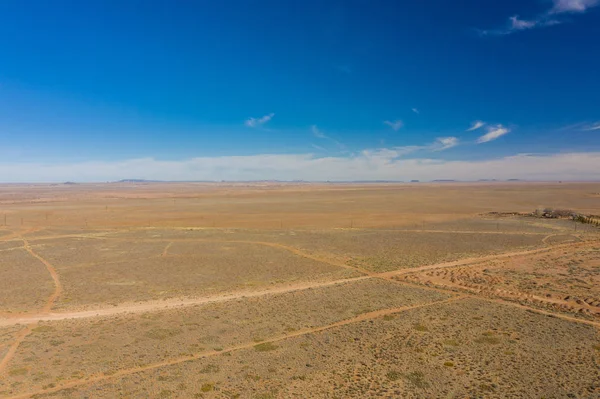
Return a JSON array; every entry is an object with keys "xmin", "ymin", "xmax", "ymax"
[
  {"xmin": 48, "ymin": 239, "xmax": 361, "ymax": 309},
  {"xmin": 0, "ymin": 248, "xmax": 55, "ymax": 313},
  {"xmin": 44, "ymin": 298, "xmax": 600, "ymax": 398}
]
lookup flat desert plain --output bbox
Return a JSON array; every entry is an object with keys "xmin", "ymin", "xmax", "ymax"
[{"xmin": 0, "ymin": 182, "xmax": 599, "ymax": 398}]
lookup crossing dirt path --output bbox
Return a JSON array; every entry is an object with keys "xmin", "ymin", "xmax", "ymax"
[{"xmin": 1, "ymin": 226, "xmax": 599, "ymax": 398}]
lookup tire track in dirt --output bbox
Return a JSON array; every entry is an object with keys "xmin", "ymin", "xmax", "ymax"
[
  {"xmin": 0, "ymin": 276, "xmax": 371, "ymax": 326},
  {"xmin": 0, "ymin": 236, "xmax": 63, "ymax": 375},
  {"xmin": 378, "ymin": 239, "xmax": 597, "ymax": 279},
  {"xmin": 5, "ymin": 295, "xmax": 466, "ymax": 399},
  {"xmin": 1, "ymin": 238, "xmax": 596, "ymax": 327},
  {"xmin": 0, "ymin": 324, "xmax": 36, "ymax": 375},
  {"xmin": 161, "ymin": 241, "xmax": 173, "ymax": 257},
  {"xmin": 21, "ymin": 238, "xmax": 62, "ymax": 313}
]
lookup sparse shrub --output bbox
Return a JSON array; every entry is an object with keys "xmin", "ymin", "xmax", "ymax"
[
  {"xmin": 254, "ymin": 342, "xmax": 278, "ymax": 352},
  {"xmin": 246, "ymin": 374, "xmax": 261, "ymax": 381},
  {"xmin": 413, "ymin": 323, "xmax": 428, "ymax": 332},
  {"xmin": 32, "ymin": 326, "xmax": 55, "ymax": 333},
  {"xmin": 159, "ymin": 390, "xmax": 173, "ymax": 398},
  {"xmin": 8, "ymin": 368, "xmax": 28, "ymax": 376},
  {"xmin": 479, "ymin": 383, "xmax": 495, "ymax": 392},
  {"xmin": 200, "ymin": 364, "xmax": 220, "ymax": 374},
  {"xmin": 443, "ymin": 339, "xmax": 459, "ymax": 346},
  {"xmin": 475, "ymin": 334, "xmax": 500, "ymax": 345},
  {"xmin": 383, "ymin": 314, "xmax": 395, "ymax": 321},
  {"xmin": 144, "ymin": 328, "xmax": 181, "ymax": 340},
  {"xmin": 200, "ymin": 383, "xmax": 214, "ymax": 392},
  {"xmin": 386, "ymin": 370, "xmax": 401, "ymax": 381},
  {"xmin": 403, "ymin": 371, "xmax": 429, "ymax": 388},
  {"xmin": 443, "ymin": 361, "xmax": 454, "ymax": 367}
]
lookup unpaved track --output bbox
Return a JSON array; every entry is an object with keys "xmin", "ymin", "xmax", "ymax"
[
  {"xmin": 0, "ymin": 235, "xmax": 63, "ymax": 374},
  {"xmin": 379, "ymin": 239, "xmax": 597, "ymax": 278},
  {"xmin": 21, "ymin": 238, "xmax": 62, "ymax": 313},
  {"xmin": 0, "ymin": 276, "xmax": 371, "ymax": 326},
  {"xmin": 1, "ymin": 227, "xmax": 599, "ymax": 396},
  {"xmin": 1, "ymin": 238, "xmax": 597, "ymax": 327},
  {"xmin": 0, "ymin": 325, "xmax": 35, "ymax": 374},
  {"xmin": 5, "ymin": 295, "xmax": 466, "ymax": 399}
]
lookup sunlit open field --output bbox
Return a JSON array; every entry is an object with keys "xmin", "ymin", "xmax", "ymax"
[{"xmin": 1, "ymin": 182, "xmax": 600, "ymax": 398}]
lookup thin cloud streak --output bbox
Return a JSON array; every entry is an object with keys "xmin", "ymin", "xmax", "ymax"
[
  {"xmin": 311, "ymin": 125, "xmax": 346, "ymax": 150},
  {"xmin": 481, "ymin": 0, "xmax": 598, "ymax": 35},
  {"xmin": 412, "ymin": 108, "xmax": 420, "ymax": 114},
  {"xmin": 383, "ymin": 120, "xmax": 403, "ymax": 131},
  {"xmin": 466, "ymin": 121, "xmax": 485, "ymax": 131},
  {"xmin": 477, "ymin": 125, "xmax": 510, "ymax": 143},
  {"xmin": 583, "ymin": 122, "xmax": 600, "ymax": 131},
  {"xmin": 245, "ymin": 113, "xmax": 275, "ymax": 128},
  {"xmin": 433, "ymin": 137, "xmax": 459, "ymax": 151},
  {"xmin": 551, "ymin": 0, "xmax": 599, "ymax": 13}
]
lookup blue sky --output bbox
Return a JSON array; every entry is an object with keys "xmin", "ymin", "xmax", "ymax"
[{"xmin": 0, "ymin": 0, "xmax": 599, "ymax": 181}]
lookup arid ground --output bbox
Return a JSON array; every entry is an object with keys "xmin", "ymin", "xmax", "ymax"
[{"xmin": 1, "ymin": 182, "xmax": 600, "ymax": 398}]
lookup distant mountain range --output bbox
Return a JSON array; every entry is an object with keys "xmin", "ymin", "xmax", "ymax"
[{"xmin": 111, "ymin": 178, "xmax": 525, "ymax": 184}]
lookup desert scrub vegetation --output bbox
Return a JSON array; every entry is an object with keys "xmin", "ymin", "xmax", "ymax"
[
  {"xmin": 254, "ymin": 342, "xmax": 278, "ymax": 352},
  {"xmin": 474, "ymin": 332, "xmax": 501, "ymax": 345},
  {"xmin": 8, "ymin": 367, "xmax": 29, "ymax": 376},
  {"xmin": 403, "ymin": 371, "xmax": 430, "ymax": 388},
  {"xmin": 386, "ymin": 370, "xmax": 401, "ymax": 381},
  {"xmin": 144, "ymin": 328, "xmax": 182, "ymax": 340},
  {"xmin": 200, "ymin": 382, "xmax": 214, "ymax": 392}
]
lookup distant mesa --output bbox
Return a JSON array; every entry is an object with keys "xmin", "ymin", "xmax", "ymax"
[
  {"xmin": 63, "ymin": 181, "xmax": 78, "ymax": 185},
  {"xmin": 410, "ymin": 180, "xmax": 420, "ymax": 183},
  {"xmin": 477, "ymin": 179, "xmax": 498, "ymax": 182},
  {"xmin": 116, "ymin": 179, "xmax": 160, "ymax": 183},
  {"xmin": 507, "ymin": 179, "xmax": 521, "ymax": 181},
  {"xmin": 432, "ymin": 179, "xmax": 457, "ymax": 182}
]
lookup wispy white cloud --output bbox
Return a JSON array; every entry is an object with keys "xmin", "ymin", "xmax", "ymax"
[
  {"xmin": 3, "ymin": 151, "xmax": 599, "ymax": 182},
  {"xmin": 383, "ymin": 120, "xmax": 404, "ymax": 131},
  {"xmin": 412, "ymin": 108, "xmax": 420, "ymax": 114},
  {"xmin": 481, "ymin": 0, "xmax": 597, "ymax": 36},
  {"xmin": 583, "ymin": 122, "xmax": 600, "ymax": 131},
  {"xmin": 311, "ymin": 125, "xmax": 346, "ymax": 150},
  {"xmin": 311, "ymin": 143, "xmax": 326, "ymax": 151},
  {"xmin": 551, "ymin": 0, "xmax": 599, "ymax": 13},
  {"xmin": 477, "ymin": 125, "xmax": 510, "ymax": 143},
  {"xmin": 311, "ymin": 125, "xmax": 327, "ymax": 139},
  {"xmin": 245, "ymin": 113, "xmax": 275, "ymax": 128},
  {"xmin": 509, "ymin": 15, "xmax": 538, "ymax": 30},
  {"xmin": 432, "ymin": 137, "xmax": 459, "ymax": 151},
  {"xmin": 466, "ymin": 121, "xmax": 485, "ymax": 131}
]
